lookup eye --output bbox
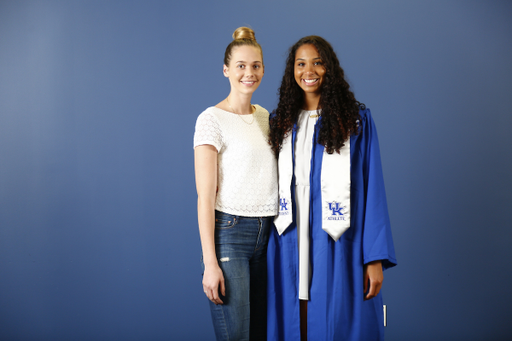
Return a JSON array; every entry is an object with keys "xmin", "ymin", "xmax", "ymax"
[
  {"xmin": 314, "ymin": 61, "xmax": 323, "ymax": 66},
  {"xmin": 237, "ymin": 64, "xmax": 245, "ymax": 69},
  {"xmin": 297, "ymin": 62, "xmax": 305, "ymax": 67}
]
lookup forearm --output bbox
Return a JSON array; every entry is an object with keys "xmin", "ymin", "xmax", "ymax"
[
  {"xmin": 197, "ymin": 194, "xmax": 225, "ymax": 304},
  {"xmin": 197, "ymin": 196, "xmax": 218, "ymax": 267},
  {"xmin": 194, "ymin": 145, "xmax": 219, "ymax": 268}
]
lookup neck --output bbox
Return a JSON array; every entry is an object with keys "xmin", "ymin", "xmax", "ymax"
[
  {"xmin": 227, "ymin": 92, "xmax": 254, "ymax": 115},
  {"xmin": 303, "ymin": 93, "xmax": 321, "ymax": 111}
]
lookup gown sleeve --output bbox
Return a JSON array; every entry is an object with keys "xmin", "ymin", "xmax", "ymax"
[{"xmin": 361, "ymin": 109, "xmax": 397, "ymax": 270}]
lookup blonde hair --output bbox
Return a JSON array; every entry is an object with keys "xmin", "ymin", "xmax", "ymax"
[
  {"xmin": 232, "ymin": 27, "xmax": 256, "ymax": 40},
  {"xmin": 224, "ymin": 26, "xmax": 263, "ymax": 66}
]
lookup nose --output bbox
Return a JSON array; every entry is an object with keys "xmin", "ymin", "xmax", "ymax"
[{"xmin": 304, "ymin": 63, "xmax": 315, "ymax": 73}]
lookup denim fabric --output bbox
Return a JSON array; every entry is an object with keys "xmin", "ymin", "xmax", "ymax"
[{"xmin": 203, "ymin": 210, "xmax": 272, "ymax": 341}]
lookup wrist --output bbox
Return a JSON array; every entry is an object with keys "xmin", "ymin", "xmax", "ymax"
[{"xmin": 203, "ymin": 258, "xmax": 219, "ymax": 268}]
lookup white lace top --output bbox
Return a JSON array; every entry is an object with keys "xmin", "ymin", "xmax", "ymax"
[{"xmin": 194, "ymin": 105, "xmax": 278, "ymax": 217}]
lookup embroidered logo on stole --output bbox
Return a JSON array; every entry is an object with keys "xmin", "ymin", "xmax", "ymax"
[
  {"xmin": 326, "ymin": 201, "xmax": 348, "ymax": 221},
  {"xmin": 279, "ymin": 198, "xmax": 290, "ymax": 215}
]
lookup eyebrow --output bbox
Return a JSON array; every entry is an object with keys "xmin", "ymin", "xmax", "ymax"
[
  {"xmin": 235, "ymin": 60, "xmax": 262, "ymax": 64},
  {"xmin": 295, "ymin": 57, "xmax": 322, "ymax": 61}
]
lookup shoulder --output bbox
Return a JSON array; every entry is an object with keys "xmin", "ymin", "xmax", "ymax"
[
  {"xmin": 197, "ymin": 106, "xmax": 221, "ymax": 119},
  {"xmin": 357, "ymin": 105, "xmax": 376, "ymax": 130},
  {"xmin": 194, "ymin": 107, "xmax": 226, "ymax": 149},
  {"xmin": 253, "ymin": 104, "xmax": 270, "ymax": 117},
  {"xmin": 358, "ymin": 105, "xmax": 371, "ymax": 121},
  {"xmin": 196, "ymin": 106, "xmax": 224, "ymax": 125},
  {"xmin": 195, "ymin": 107, "xmax": 226, "ymax": 137}
]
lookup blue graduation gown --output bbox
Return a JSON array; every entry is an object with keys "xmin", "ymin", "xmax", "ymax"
[{"xmin": 267, "ymin": 108, "xmax": 397, "ymax": 340}]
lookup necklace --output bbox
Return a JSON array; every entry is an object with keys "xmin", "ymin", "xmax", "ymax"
[
  {"xmin": 226, "ymin": 98, "xmax": 254, "ymax": 125},
  {"xmin": 309, "ymin": 109, "xmax": 321, "ymax": 118}
]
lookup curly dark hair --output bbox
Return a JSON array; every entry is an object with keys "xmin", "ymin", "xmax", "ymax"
[{"xmin": 269, "ymin": 36, "xmax": 363, "ymax": 155}]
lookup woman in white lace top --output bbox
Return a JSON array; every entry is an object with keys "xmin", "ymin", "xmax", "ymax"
[{"xmin": 193, "ymin": 27, "xmax": 278, "ymax": 340}]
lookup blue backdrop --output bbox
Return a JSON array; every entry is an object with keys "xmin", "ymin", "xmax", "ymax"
[{"xmin": 1, "ymin": 1, "xmax": 511, "ymax": 340}]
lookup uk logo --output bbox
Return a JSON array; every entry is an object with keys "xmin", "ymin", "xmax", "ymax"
[
  {"xmin": 329, "ymin": 202, "xmax": 344, "ymax": 216},
  {"xmin": 327, "ymin": 201, "xmax": 346, "ymax": 221},
  {"xmin": 280, "ymin": 198, "xmax": 288, "ymax": 211}
]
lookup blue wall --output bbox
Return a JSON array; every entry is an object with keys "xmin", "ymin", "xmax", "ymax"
[{"xmin": 1, "ymin": 1, "xmax": 511, "ymax": 340}]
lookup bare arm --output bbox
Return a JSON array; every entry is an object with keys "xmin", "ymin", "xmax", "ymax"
[
  {"xmin": 363, "ymin": 260, "xmax": 383, "ymax": 300},
  {"xmin": 195, "ymin": 145, "xmax": 225, "ymax": 305}
]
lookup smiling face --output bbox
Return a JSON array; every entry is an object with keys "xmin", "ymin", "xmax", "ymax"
[
  {"xmin": 223, "ymin": 45, "xmax": 264, "ymax": 96},
  {"xmin": 294, "ymin": 44, "xmax": 326, "ymax": 99}
]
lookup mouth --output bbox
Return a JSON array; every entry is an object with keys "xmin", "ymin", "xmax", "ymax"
[
  {"xmin": 241, "ymin": 80, "xmax": 257, "ymax": 86},
  {"xmin": 302, "ymin": 78, "xmax": 319, "ymax": 85}
]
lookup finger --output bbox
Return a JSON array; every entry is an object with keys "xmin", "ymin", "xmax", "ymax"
[
  {"xmin": 365, "ymin": 279, "xmax": 382, "ymax": 300},
  {"xmin": 211, "ymin": 296, "xmax": 223, "ymax": 305},
  {"xmin": 211, "ymin": 287, "xmax": 219, "ymax": 302},
  {"xmin": 210, "ymin": 287, "xmax": 224, "ymax": 305},
  {"xmin": 220, "ymin": 278, "xmax": 226, "ymax": 297},
  {"xmin": 363, "ymin": 273, "xmax": 368, "ymax": 294},
  {"xmin": 205, "ymin": 290, "xmax": 220, "ymax": 305},
  {"xmin": 215, "ymin": 287, "xmax": 224, "ymax": 305},
  {"xmin": 374, "ymin": 281, "xmax": 382, "ymax": 296},
  {"xmin": 365, "ymin": 282, "xmax": 375, "ymax": 300}
]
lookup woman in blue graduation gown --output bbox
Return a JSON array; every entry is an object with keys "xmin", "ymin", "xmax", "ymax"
[{"xmin": 268, "ymin": 36, "xmax": 397, "ymax": 340}]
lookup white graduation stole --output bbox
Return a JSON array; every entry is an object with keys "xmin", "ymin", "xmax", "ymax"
[{"xmin": 274, "ymin": 126, "xmax": 351, "ymax": 241}]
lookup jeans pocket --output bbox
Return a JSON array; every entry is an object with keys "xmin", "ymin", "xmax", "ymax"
[
  {"xmin": 215, "ymin": 211, "xmax": 237, "ymax": 229},
  {"xmin": 215, "ymin": 217, "xmax": 236, "ymax": 229}
]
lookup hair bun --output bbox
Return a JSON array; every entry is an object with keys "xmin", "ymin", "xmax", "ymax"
[
  {"xmin": 224, "ymin": 27, "xmax": 262, "ymax": 66},
  {"xmin": 233, "ymin": 27, "xmax": 256, "ymax": 41}
]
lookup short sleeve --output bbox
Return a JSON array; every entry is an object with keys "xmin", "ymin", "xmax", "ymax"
[{"xmin": 193, "ymin": 111, "xmax": 223, "ymax": 152}]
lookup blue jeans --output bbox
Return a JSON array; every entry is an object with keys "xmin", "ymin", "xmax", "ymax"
[{"xmin": 203, "ymin": 210, "xmax": 272, "ymax": 341}]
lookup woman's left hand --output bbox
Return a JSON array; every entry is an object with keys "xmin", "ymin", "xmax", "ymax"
[{"xmin": 363, "ymin": 260, "xmax": 383, "ymax": 300}]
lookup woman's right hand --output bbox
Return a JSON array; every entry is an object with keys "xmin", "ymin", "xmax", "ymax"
[{"xmin": 203, "ymin": 263, "xmax": 225, "ymax": 305}]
